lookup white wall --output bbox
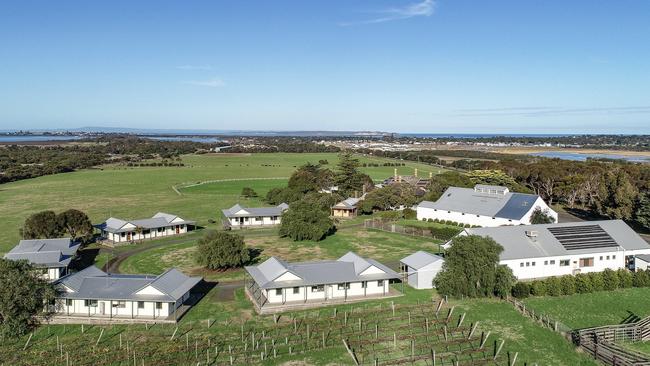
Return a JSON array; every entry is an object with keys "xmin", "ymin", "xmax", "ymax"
[
  {"xmin": 403, "ymin": 261, "xmax": 444, "ymax": 289},
  {"xmin": 105, "ymin": 224, "xmax": 188, "ymax": 243},
  {"xmin": 519, "ymin": 198, "xmax": 559, "ymax": 225},
  {"xmin": 55, "ymin": 293, "xmax": 191, "ymax": 319},
  {"xmin": 264, "ymin": 280, "xmax": 390, "ymax": 304},
  {"xmin": 502, "ymin": 249, "xmax": 650, "ymax": 280},
  {"xmin": 229, "ymin": 216, "xmax": 281, "ymax": 227}
]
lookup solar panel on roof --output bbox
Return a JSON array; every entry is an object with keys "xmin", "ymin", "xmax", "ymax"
[{"xmin": 547, "ymin": 225, "xmax": 619, "ymax": 251}]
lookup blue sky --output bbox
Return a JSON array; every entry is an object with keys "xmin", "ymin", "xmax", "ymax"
[{"xmin": 1, "ymin": 0, "xmax": 649, "ymax": 133}]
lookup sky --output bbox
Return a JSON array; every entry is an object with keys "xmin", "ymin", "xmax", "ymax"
[{"xmin": 1, "ymin": 0, "xmax": 649, "ymax": 134}]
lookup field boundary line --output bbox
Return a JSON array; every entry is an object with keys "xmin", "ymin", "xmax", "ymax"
[{"xmin": 172, "ymin": 176, "xmax": 288, "ymax": 195}]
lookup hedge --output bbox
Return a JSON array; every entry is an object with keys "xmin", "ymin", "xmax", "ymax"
[{"xmin": 512, "ymin": 268, "xmax": 650, "ymax": 298}]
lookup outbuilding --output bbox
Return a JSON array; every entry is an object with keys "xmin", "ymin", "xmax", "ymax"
[
  {"xmin": 400, "ymin": 251, "xmax": 445, "ymax": 289},
  {"xmin": 4, "ymin": 238, "xmax": 80, "ymax": 281}
]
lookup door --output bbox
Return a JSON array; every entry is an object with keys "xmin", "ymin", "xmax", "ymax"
[
  {"xmin": 175, "ymin": 225, "xmax": 180, "ymax": 234},
  {"xmin": 99, "ymin": 302, "xmax": 105, "ymax": 315},
  {"xmin": 127, "ymin": 232, "xmax": 131, "ymax": 241}
]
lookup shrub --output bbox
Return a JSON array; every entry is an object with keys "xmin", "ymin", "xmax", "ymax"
[
  {"xmin": 511, "ymin": 282, "xmax": 531, "ymax": 298},
  {"xmin": 545, "ymin": 276, "xmax": 562, "ymax": 296},
  {"xmin": 587, "ymin": 272, "xmax": 604, "ymax": 292},
  {"xmin": 402, "ymin": 208, "xmax": 416, "ymax": 220},
  {"xmin": 560, "ymin": 275, "xmax": 576, "ymax": 295},
  {"xmin": 633, "ymin": 269, "xmax": 650, "ymax": 287},
  {"xmin": 602, "ymin": 269, "xmax": 619, "ymax": 290},
  {"xmin": 618, "ymin": 268, "xmax": 633, "ymax": 288},
  {"xmin": 530, "ymin": 280, "xmax": 547, "ymax": 296},
  {"xmin": 575, "ymin": 273, "xmax": 593, "ymax": 293},
  {"xmin": 195, "ymin": 230, "xmax": 249, "ymax": 270},
  {"xmin": 279, "ymin": 200, "xmax": 335, "ymax": 241},
  {"xmin": 429, "ymin": 226, "xmax": 462, "ymax": 241}
]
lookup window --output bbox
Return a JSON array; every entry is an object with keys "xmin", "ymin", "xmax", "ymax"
[
  {"xmin": 613, "ymin": 255, "xmax": 616, "ymax": 259},
  {"xmin": 492, "ymin": 217, "xmax": 496, "ymax": 220},
  {"xmin": 155, "ymin": 302, "xmax": 163, "ymax": 310},
  {"xmin": 143, "ymin": 229, "xmax": 150, "ymax": 235},
  {"xmin": 137, "ymin": 301, "xmax": 145, "ymax": 309},
  {"xmin": 544, "ymin": 260, "xmax": 548, "ymax": 265},
  {"xmin": 271, "ymin": 216, "xmax": 278, "ymax": 221},
  {"xmin": 157, "ymin": 228, "xmax": 163, "ymax": 232},
  {"xmin": 526, "ymin": 262, "xmax": 530, "ymax": 267},
  {"xmin": 559, "ymin": 260, "xmax": 570, "ymax": 267},
  {"xmin": 84, "ymin": 300, "xmax": 97, "ymax": 307},
  {"xmin": 447, "ymin": 211, "xmax": 451, "ymax": 213},
  {"xmin": 579, "ymin": 257, "xmax": 594, "ymax": 267},
  {"xmin": 255, "ymin": 217, "xmax": 262, "ymax": 222},
  {"xmin": 520, "ymin": 263, "xmax": 524, "ymax": 267},
  {"xmin": 476, "ymin": 215, "xmax": 480, "ymax": 217},
  {"xmin": 337, "ymin": 283, "xmax": 350, "ymax": 290},
  {"xmin": 377, "ymin": 280, "xmax": 384, "ymax": 287},
  {"xmin": 311, "ymin": 285, "xmax": 324, "ymax": 292},
  {"xmin": 461, "ymin": 213, "xmax": 465, "ymax": 215},
  {"xmin": 600, "ymin": 256, "xmax": 603, "ymax": 260},
  {"xmin": 275, "ymin": 289, "xmax": 282, "ymax": 296},
  {"xmin": 121, "ymin": 233, "xmax": 126, "ymax": 237},
  {"xmin": 292, "ymin": 287, "xmax": 299, "ymax": 294},
  {"xmin": 532, "ymin": 262, "xmax": 536, "ymax": 266},
  {"xmin": 113, "ymin": 301, "xmax": 126, "ymax": 308},
  {"xmin": 66, "ymin": 299, "xmax": 73, "ymax": 306},
  {"xmin": 606, "ymin": 256, "xmax": 610, "ymax": 260},
  {"xmin": 508, "ymin": 220, "xmax": 512, "ymax": 222},
  {"xmin": 550, "ymin": 260, "xmax": 556, "ymax": 265},
  {"xmin": 361, "ymin": 281, "xmax": 367, "ymax": 288}
]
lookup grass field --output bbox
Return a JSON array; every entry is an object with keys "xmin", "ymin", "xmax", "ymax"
[
  {"xmin": 119, "ymin": 226, "xmax": 444, "ymax": 281},
  {"xmin": 0, "ymin": 152, "xmax": 445, "ymax": 253},
  {"xmin": 522, "ymin": 287, "xmax": 650, "ymax": 329}
]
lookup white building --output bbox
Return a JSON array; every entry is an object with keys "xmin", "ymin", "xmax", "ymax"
[
  {"xmin": 222, "ymin": 203, "xmax": 288, "ymax": 229},
  {"xmin": 97, "ymin": 212, "xmax": 195, "ymax": 243},
  {"xmin": 245, "ymin": 252, "xmax": 399, "ymax": 312},
  {"xmin": 635, "ymin": 255, "xmax": 650, "ymax": 271},
  {"xmin": 400, "ymin": 251, "xmax": 445, "ymax": 289},
  {"xmin": 4, "ymin": 238, "xmax": 80, "ymax": 281},
  {"xmin": 53, "ymin": 266, "xmax": 202, "ymax": 322},
  {"xmin": 452, "ymin": 220, "xmax": 650, "ymax": 281},
  {"xmin": 417, "ymin": 185, "xmax": 557, "ymax": 227}
]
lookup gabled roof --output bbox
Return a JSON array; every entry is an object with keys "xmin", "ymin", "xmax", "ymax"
[
  {"xmin": 245, "ymin": 252, "xmax": 399, "ymax": 289},
  {"xmin": 418, "ymin": 185, "xmax": 542, "ymax": 220},
  {"xmin": 400, "ymin": 251, "xmax": 444, "ymax": 270},
  {"xmin": 97, "ymin": 213, "xmax": 195, "ymax": 233},
  {"xmin": 56, "ymin": 265, "xmax": 202, "ymax": 302},
  {"xmin": 463, "ymin": 220, "xmax": 650, "ymax": 260},
  {"xmin": 4, "ymin": 238, "xmax": 79, "ymax": 268},
  {"xmin": 222, "ymin": 203, "xmax": 288, "ymax": 218},
  {"xmin": 333, "ymin": 197, "xmax": 361, "ymax": 209}
]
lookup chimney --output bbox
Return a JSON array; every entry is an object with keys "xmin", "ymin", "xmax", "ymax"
[
  {"xmin": 414, "ymin": 168, "xmax": 418, "ymax": 177},
  {"xmin": 394, "ymin": 168, "xmax": 397, "ymax": 180},
  {"xmin": 429, "ymin": 171, "xmax": 433, "ymax": 179},
  {"xmin": 398, "ymin": 175, "xmax": 402, "ymax": 183}
]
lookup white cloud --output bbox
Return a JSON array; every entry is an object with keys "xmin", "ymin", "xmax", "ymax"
[
  {"xmin": 182, "ymin": 77, "xmax": 225, "ymax": 88},
  {"xmin": 340, "ymin": 0, "xmax": 436, "ymax": 26},
  {"xmin": 176, "ymin": 65, "xmax": 213, "ymax": 71}
]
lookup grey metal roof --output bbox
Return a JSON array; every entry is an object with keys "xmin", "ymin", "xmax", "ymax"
[
  {"xmin": 463, "ymin": 220, "xmax": 650, "ymax": 260},
  {"xmin": 636, "ymin": 254, "xmax": 650, "ymax": 263},
  {"xmin": 333, "ymin": 197, "xmax": 361, "ymax": 209},
  {"xmin": 97, "ymin": 212, "xmax": 195, "ymax": 233},
  {"xmin": 245, "ymin": 251, "xmax": 399, "ymax": 289},
  {"xmin": 222, "ymin": 203, "xmax": 288, "ymax": 218},
  {"xmin": 4, "ymin": 238, "xmax": 79, "ymax": 268},
  {"xmin": 56, "ymin": 266, "xmax": 202, "ymax": 302},
  {"xmin": 400, "ymin": 251, "xmax": 444, "ymax": 270},
  {"xmin": 418, "ymin": 185, "xmax": 541, "ymax": 220}
]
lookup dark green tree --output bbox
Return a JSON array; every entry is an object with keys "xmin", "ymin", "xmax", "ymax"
[
  {"xmin": 279, "ymin": 200, "xmax": 335, "ymax": 241},
  {"xmin": 265, "ymin": 187, "xmax": 303, "ymax": 205},
  {"xmin": 241, "ymin": 187, "xmax": 258, "ymax": 198},
  {"xmin": 0, "ymin": 259, "xmax": 57, "ymax": 337},
  {"xmin": 360, "ymin": 184, "xmax": 417, "ymax": 213},
  {"xmin": 434, "ymin": 235, "xmax": 512, "ymax": 298},
  {"xmin": 335, "ymin": 153, "xmax": 372, "ymax": 197},
  {"xmin": 57, "ymin": 209, "xmax": 93, "ymax": 241},
  {"xmin": 422, "ymin": 171, "xmax": 474, "ymax": 202},
  {"xmin": 529, "ymin": 207, "xmax": 555, "ymax": 224},
  {"xmin": 635, "ymin": 190, "xmax": 650, "ymax": 230},
  {"xmin": 597, "ymin": 170, "xmax": 638, "ymax": 220},
  {"xmin": 195, "ymin": 231, "xmax": 249, "ymax": 270},
  {"xmin": 20, "ymin": 210, "xmax": 63, "ymax": 239}
]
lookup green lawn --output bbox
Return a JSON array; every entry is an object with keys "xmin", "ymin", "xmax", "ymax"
[
  {"xmin": 119, "ymin": 226, "xmax": 444, "ymax": 281},
  {"xmin": 0, "ymin": 152, "xmax": 445, "ymax": 253},
  {"xmin": 523, "ymin": 287, "xmax": 650, "ymax": 329}
]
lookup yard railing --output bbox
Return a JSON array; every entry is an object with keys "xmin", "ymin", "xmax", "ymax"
[{"xmin": 364, "ymin": 219, "xmax": 452, "ymax": 244}]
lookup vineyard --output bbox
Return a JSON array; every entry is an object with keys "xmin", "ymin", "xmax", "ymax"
[{"xmin": 1, "ymin": 299, "xmax": 514, "ymax": 366}]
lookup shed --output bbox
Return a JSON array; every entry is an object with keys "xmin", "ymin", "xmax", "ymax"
[{"xmin": 400, "ymin": 251, "xmax": 444, "ymax": 289}]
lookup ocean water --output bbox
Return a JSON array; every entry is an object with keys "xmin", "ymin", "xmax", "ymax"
[
  {"xmin": 0, "ymin": 135, "xmax": 81, "ymax": 142},
  {"xmin": 530, "ymin": 151, "xmax": 650, "ymax": 163},
  {"xmin": 142, "ymin": 136, "xmax": 220, "ymax": 143}
]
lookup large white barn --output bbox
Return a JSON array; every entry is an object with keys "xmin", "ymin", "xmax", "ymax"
[
  {"xmin": 245, "ymin": 252, "xmax": 399, "ymax": 312},
  {"xmin": 417, "ymin": 185, "xmax": 557, "ymax": 227},
  {"xmin": 53, "ymin": 266, "xmax": 202, "ymax": 322},
  {"xmin": 453, "ymin": 220, "xmax": 650, "ymax": 280},
  {"xmin": 4, "ymin": 238, "xmax": 80, "ymax": 281},
  {"xmin": 97, "ymin": 212, "xmax": 195, "ymax": 243}
]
